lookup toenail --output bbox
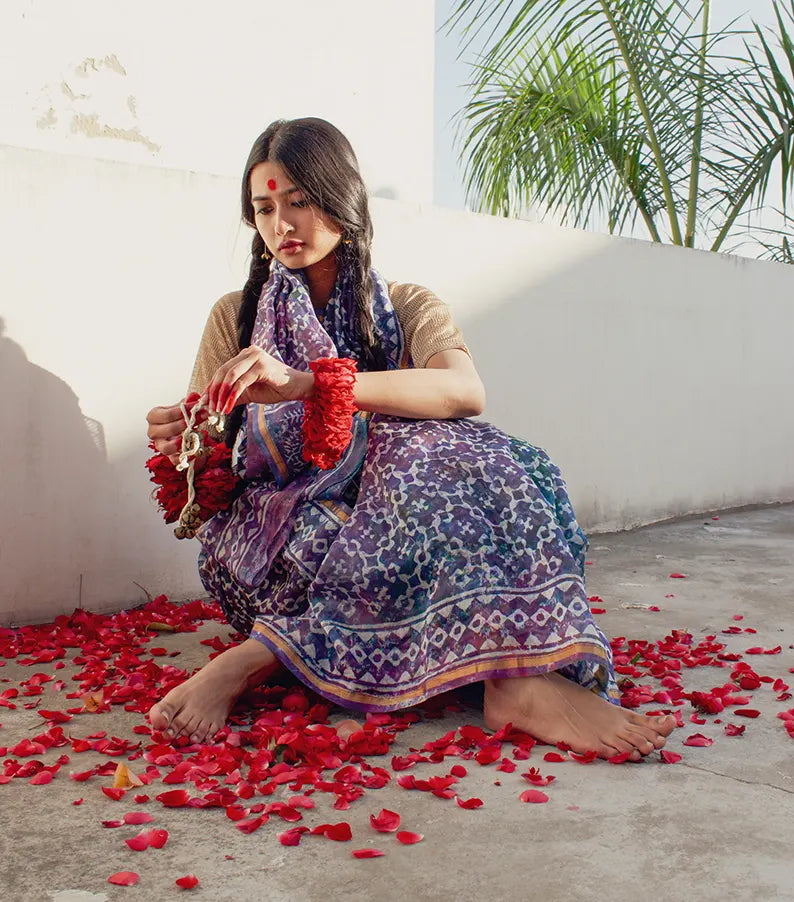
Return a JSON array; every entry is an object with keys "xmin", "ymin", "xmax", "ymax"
[{"xmin": 190, "ymin": 734, "xmax": 199, "ymax": 744}]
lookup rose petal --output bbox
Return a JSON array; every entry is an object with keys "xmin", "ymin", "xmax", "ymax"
[
  {"xmin": 543, "ymin": 752, "xmax": 568, "ymax": 763},
  {"xmin": 369, "ymin": 809, "xmax": 401, "ymax": 832},
  {"xmin": 175, "ymin": 875, "xmax": 199, "ymax": 889},
  {"xmin": 108, "ymin": 872, "xmax": 139, "ymax": 886},
  {"xmin": 455, "ymin": 797, "xmax": 483, "ymax": 809},
  {"xmin": 659, "ymin": 750, "xmax": 682, "ymax": 763},
  {"xmin": 395, "ymin": 831, "xmax": 423, "ymax": 844},
  {"xmin": 519, "ymin": 790, "xmax": 549, "ymax": 804},
  {"xmin": 156, "ymin": 789, "xmax": 190, "ymax": 807},
  {"xmin": 734, "ymin": 709, "xmax": 760, "ymax": 718},
  {"xmin": 352, "ymin": 849, "xmax": 385, "ymax": 858},
  {"xmin": 123, "ymin": 811, "xmax": 155, "ymax": 825},
  {"xmin": 683, "ymin": 733, "xmax": 713, "ymax": 747}
]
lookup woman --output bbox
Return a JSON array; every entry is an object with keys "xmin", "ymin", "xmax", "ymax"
[{"xmin": 146, "ymin": 117, "xmax": 675, "ymax": 758}]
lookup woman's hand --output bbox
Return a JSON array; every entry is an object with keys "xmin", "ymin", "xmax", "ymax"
[
  {"xmin": 146, "ymin": 392, "xmax": 204, "ymax": 462},
  {"xmin": 205, "ymin": 347, "xmax": 314, "ymax": 414}
]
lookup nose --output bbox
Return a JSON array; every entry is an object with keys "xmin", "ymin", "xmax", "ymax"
[{"xmin": 274, "ymin": 210, "xmax": 294, "ymax": 237}]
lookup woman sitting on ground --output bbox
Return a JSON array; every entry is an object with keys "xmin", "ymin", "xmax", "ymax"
[{"xmin": 145, "ymin": 117, "xmax": 675, "ymax": 758}]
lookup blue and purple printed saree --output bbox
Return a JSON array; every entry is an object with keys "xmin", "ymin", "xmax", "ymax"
[{"xmin": 196, "ymin": 261, "xmax": 618, "ymax": 711}]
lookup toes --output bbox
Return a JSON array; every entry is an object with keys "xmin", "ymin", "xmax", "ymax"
[
  {"xmin": 149, "ymin": 703, "xmax": 173, "ymax": 733},
  {"xmin": 623, "ymin": 731, "xmax": 655, "ymax": 756},
  {"xmin": 655, "ymin": 715, "xmax": 677, "ymax": 736}
]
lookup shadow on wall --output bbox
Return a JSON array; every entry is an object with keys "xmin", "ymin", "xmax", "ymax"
[{"xmin": 0, "ymin": 317, "xmax": 111, "ymax": 623}]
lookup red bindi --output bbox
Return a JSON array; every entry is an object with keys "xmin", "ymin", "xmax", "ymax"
[{"xmin": 267, "ymin": 179, "xmax": 277, "ymax": 191}]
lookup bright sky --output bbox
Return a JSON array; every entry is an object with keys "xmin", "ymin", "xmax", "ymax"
[{"xmin": 433, "ymin": 0, "xmax": 781, "ymax": 213}]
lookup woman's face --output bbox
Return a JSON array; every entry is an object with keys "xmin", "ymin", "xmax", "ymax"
[{"xmin": 250, "ymin": 161, "xmax": 343, "ymax": 269}]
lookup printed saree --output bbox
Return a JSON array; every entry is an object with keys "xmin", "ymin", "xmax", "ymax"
[{"xmin": 196, "ymin": 262, "xmax": 618, "ymax": 711}]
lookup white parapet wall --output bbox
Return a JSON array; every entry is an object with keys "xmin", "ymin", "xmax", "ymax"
[{"xmin": 1, "ymin": 147, "xmax": 793, "ymax": 624}]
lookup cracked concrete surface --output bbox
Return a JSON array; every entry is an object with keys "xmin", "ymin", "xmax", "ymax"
[{"xmin": 0, "ymin": 505, "xmax": 792, "ymax": 902}]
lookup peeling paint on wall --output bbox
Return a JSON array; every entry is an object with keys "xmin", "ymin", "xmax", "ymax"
[
  {"xmin": 75, "ymin": 53, "xmax": 127, "ymax": 77},
  {"xmin": 36, "ymin": 106, "xmax": 57, "ymax": 130},
  {"xmin": 71, "ymin": 113, "xmax": 161, "ymax": 153},
  {"xmin": 32, "ymin": 52, "xmax": 161, "ymax": 156}
]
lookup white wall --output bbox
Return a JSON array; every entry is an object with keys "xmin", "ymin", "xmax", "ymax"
[
  {"xmin": 1, "ymin": 0, "xmax": 435, "ymax": 203},
  {"xmin": 1, "ymin": 146, "xmax": 793, "ymax": 625}
]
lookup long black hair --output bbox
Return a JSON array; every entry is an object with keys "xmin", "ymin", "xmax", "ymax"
[{"xmin": 227, "ymin": 118, "xmax": 385, "ymax": 444}]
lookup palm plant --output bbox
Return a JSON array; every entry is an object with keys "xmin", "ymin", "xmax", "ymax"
[{"xmin": 448, "ymin": 0, "xmax": 794, "ymax": 259}]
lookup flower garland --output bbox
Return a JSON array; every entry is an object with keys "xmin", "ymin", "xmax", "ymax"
[
  {"xmin": 146, "ymin": 409, "xmax": 241, "ymax": 539},
  {"xmin": 301, "ymin": 357, "xmax": 358, "ymax": 470}
]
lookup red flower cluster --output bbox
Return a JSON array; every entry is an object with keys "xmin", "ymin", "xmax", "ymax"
[
  {"xmin": 145, "ymin": 435, "xmax": 240, "ymax": 526},
  {"xmin": 302, "ymin": 357, "xmax": 358, "ymax": 470}
]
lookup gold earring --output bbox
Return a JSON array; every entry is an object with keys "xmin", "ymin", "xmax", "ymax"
[{"xmin": 260, "ymin": 246, "xmax": 273, "ymax": 262}]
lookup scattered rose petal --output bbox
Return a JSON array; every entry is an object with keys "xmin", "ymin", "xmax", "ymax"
[
  {"xmin": 734, "ymin": 709, "xmax": 760, "ymax": 718},
  {"xmin": 396, "ymin": 831, "xmax": 424, "ymax": 844},
  {"xmin": 659, "ymin": 751, "xmax": 682, "ymax": 763},
  {"xmin": 175, "ymin": 875, "xmax": 199, "ymax": 889},
  {"xmin": 108, "ymin": 872, "xmax": 139, "ymax": 886},
  {"xmin": 683, "ymin": 733, "xmax": 713, "ymax": 747},
  {"xmin": 669, "ymin": 573, "xmax": 687, "ymax": 579},
  {"xmin": 543, "ymin": 752, "xmax": 567, "ymax": 763},
  {"xmin": 352, "ymin": 849, "xmax": 385, "ymax": 858},
  {"xmin": 519, "ymin": 790, "xmax": 549, "ymax": 803},
  {"xmin": 370, "ymin": 809, "xmax": 400, "ymax": 832},
  {"xmin": 123, "ymin": 811, "xmax": 155, "ymax": 825},
  {"xmin": 456, "ymin": 797, "xmax": 483, "ymax": 809},
  {"xmin": 156, "ymin": 789, "xmax": 190, "ymax": 807}
]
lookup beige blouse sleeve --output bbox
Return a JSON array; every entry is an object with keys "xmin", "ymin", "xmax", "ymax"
[
  {"xmin": 188, "ymin": 283, "xmax": 468, "ymax": 391},
  {"xmin": 388, "ymin": 282, "xmax": 470, "ymax": 368},
  {"xmin": 188, "ymin": 291, "xmax": 243, "ymax": 394}
]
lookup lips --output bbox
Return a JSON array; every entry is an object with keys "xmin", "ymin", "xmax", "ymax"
[{"xmin": 279, "ymin": 240, "xmax": 303, "ymax": 251}]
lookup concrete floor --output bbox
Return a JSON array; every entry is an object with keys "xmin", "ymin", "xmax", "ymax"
[{"xmin": 1, "ymin": 505, "xmax": 792, "ymax": 902}]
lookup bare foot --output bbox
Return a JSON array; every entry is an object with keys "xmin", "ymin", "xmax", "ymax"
[
  {"xmin": 484, "ymin": 672, "xmax": 677, "ymax": 761},
  {"xmin": 149, "ymin": 638, "xmax": 280, "ymax": 744}
]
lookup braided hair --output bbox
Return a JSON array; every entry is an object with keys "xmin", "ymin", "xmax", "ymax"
[{"xmin": 226, "ymin": 118, "xmax": 386, "ymax": 445}]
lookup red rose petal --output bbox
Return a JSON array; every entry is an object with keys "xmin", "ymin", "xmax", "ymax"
[
  {"xmin": 395, "ymin": 831, "xmax": 423, "ymax": 844},
  {"xmin": 450, "ymin": 765, "xmax": 467, "ymax": 778},
  {"xmin": 659, "ymin": 750, "xmax": 682, "ymax": 763},
  {"xmin": 683, "ymin": 733, "xmax": 713, "ymax": 747},
  {"xmin": 519, "ymin": 790, "xmax": 549, "ymax": 803},
  {"xmin": 543, "ymin": 752, "xmax": 568, "ymax": 763},
  {"xmin": 456, "ymin": 797, "xmax": 483, "ymax": 809},
  {"xmin": 724, "ymin": 723, "xmax": 746, "ymax": 736},
  {"xmin": 108, "ymin": 872, "xmax": 139, "ymax": 886},
  {"xmin": 734, "ymin": 709, "xmax": 760, "ymax": 718},
  {"xmin": 235, "ymin": 816, "xmax": 267, "ymax": 834},
  {"xmin": 102, "ymin": 787, "xmax": 126, "ymax": 801},
  {"xmin": 101, "ymin": 820, "xmax": 124, "ymax": 828},
  {"xmin": 175, "ymin": 875, "xmax": 199, "ymax": 889},
  {"xmin": 352, "ymin": 849, "xmax": 385, "ymax": 858},
  {"xmin": 145, "ymin": 829, "xmax": 169, "ymax": 849},
  {"xmin": 123, "ymin": 811, "xmax": 155, "ymax": 825},
  {"xmin": 369, "ymin": 809, "xmax": 400, "ymax": 832},
  {"xmin": 125, "ymin": 834, "xmax": 150, "ymax": 852},
  {"xmin": 156, "ymin": 789, "xmax": 190, "ymax": 807},
  {"xmin": 29, "ymin": 771, "xmax": 53, "ymax": 785},
  {"xmin": 669, "ymin": 572, "xmax": 687, "ymax": 578}
]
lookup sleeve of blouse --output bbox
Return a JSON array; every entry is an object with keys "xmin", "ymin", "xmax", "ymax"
[
  {"xmin": 187, "ymin": 291, "xmax": 243, "ymax": 395},
  {"xmin": 388, "ymin": 282, "xmax": 471, "ymax": 368}
]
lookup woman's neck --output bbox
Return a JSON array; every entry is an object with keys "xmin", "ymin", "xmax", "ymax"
[{"xmin": 304, "ymin": 255, "xmax": 339, "ymax": 309}]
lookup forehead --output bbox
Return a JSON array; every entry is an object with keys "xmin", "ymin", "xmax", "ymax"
[{"xmin": 249, "ymin": 161, "xmax": 293, "ymax": 196}]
